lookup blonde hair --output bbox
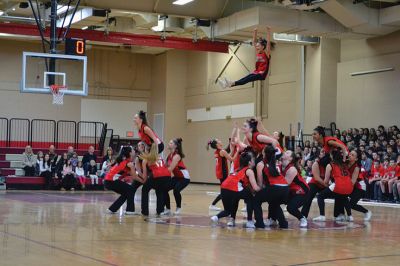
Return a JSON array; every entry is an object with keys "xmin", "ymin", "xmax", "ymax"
[{"xmin": 140, "ymin": 143, "xmax": 159, "ymax": 164}]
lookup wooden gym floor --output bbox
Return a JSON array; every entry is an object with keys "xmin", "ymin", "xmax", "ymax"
[{"xmin": 0, "ymin": 184, "xmax": 399, "ymax": 266}]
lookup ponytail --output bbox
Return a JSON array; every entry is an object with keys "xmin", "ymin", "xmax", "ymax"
[
  {"xmin": 246, "ymin": 118, "xmax": 258, "ymax": 133},
  {"xmin": 137, "ymin": 110, "xmax": 148, "ymax": 125},
  {"xmin": 263, "ymin": 144, "xmax": 280, "ymax": 177},
  {"xmin": 173, "ymin": 138, "xmax": 185, "ymax": 159},
  {"xmin": 207, "ymin": 139, "xmax": 218, "ymax": 150}
]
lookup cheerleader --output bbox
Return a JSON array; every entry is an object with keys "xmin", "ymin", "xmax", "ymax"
[
  {"xmin": 104, "ymin": 146, "xmax": 143, "ymax": 215},
  {"xmin": 313, "ymin": 126, "xmax": 349, "ymax": 158},
  {"xmin": 281, "ymin": 150, "xmax": 309, "ymax": 228},
  {"xmin": 207, "ymin": 138, "xmax": 238, "ymax": 211},
  {"xmin": 218, "ymin": 27, "xmax": 271, "ymax": 89},
  {"xmin": 314, "ymin": 150, "xmax": 354, "ymax": 221},
  {"xmin": 140, "ymin": 143, "xmax": 171, "ymax": 216},
  {"xmin": 254, "ymin": 144, "xmax": 289, "ymax": 229},
  {"xmin": 242, "ymin": 118, "xmax": 279, "ymax": 159},
  {"xmin": 345, "ymin": 149, "xmax": 372, "ymax": 221},
  {"xmin": 301, "ymin": 149, "xmax": 329, "ymax": 218},
  {"xmin": 164, "ymin": 138, "xmax": 190, "ymax": 215},
  {"xmin": 211, "ymin": 151, "xmax": 261, "ymax": 228},
  {"xmin": 134, "ymin": 110, "xmax": 164, "ymax": 153}
]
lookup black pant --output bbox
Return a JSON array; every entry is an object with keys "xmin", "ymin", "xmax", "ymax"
[
  {"xmin": 131, "ymin": 181, "xmax": 144, "ymax": 212},
  {"xmin": 141, "ymin": 177, "xmax": 170, "ymax": 215},
  {"xmin": 254, "ymin": 185, "xmax": 289, "ymax": 228},
  {"xmin": 233, "ymin": 73, "xmax": 265, "ymax": 87},
  {"xmin": 165, "ymin": 178, "xmax": 190, "ymax": 209},
  {"xmin": 347, "ymin": 188, "xmax": 368, "ymax": 214},
  {"xmin": 212, "ymin": 178, "xmax": 226, "ymax": 205},
  {"xmin": 301, "ymin": 183, "xmax": 325, "ymax": 218},
  {"xmin": 158, "ymin": 142, "xmax": 164, "ymax": 154},
  {"xmin": 104, "ymin": 180, "xmax": 136, "ymax": 212},
  {"xmin": 40, "ymin": 171, "xmax": 52, "ymax": 189},
  {"xmin": 317, "ymin": 188, "xmax": 350, "ymax": 217},
  {"xmin": 24, "ymin": 166, "xmax": 36, "ymax": 176},
  {"xmin": 62, "ymin": 174, "xmax": 76, "ymax": 191},
  {"xmin": 368, "ymin": 180, "xmax": 378, "ymax": 200},
  {"xmin": 287, "ymin": 194, "xmax": 306, "ymax": 220},
  {"xmin": 216, "ymin": 189, "xmax": 253, "ymax": 220}
]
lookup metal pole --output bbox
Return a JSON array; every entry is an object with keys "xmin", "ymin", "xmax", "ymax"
[{"xmin": 49, "ymin": 0, "xmax": 57, "ymax": 86}]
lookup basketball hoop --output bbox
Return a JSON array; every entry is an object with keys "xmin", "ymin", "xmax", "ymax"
[{"xmin": 50, "ymin": 85, "xmax": 67, "ymax": 105}]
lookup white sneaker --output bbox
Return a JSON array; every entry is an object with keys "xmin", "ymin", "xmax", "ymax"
[
  {"xmin": 174, "ymin": 208, "xmax": 182, "ymax": 215},
  {"xmin": 364, "ymin": 211, "xmax": 372, "ymax": 221},
  {"xmin": 210, "ymin": 215, "xmax": 219, "ymax": 223},
  {"xmin": 241, "ymin": 207, "xmax": 247, "ymax": 212},
  {"xmin": 227, "ymin": 218, "xmax": 235, "ymax": 227},
  {"xmin": 124, "ymin": 211, "xmax": 139, "ymax": 216},
  {"xmin": 264, "ymin": 218, "xmax": 278, "ymax": 227},
  {"xmin": 224, "ymin": 77, "xmax": 233, "ymax": 88},
  {"xmin": 209, "ymin": 205, "xmax": 222, "ymax": 211},
  {"xmin": 245, "ymin": 221, "xmax": 255, "ymax": 229},
  {"xmin": 106, "ymin": 209, "xmax": 117, "ymax": 214},
  {"xmin": 347, "ymin": 215, "xmax": 354, "ymax": 222},
  {"xmin": 334, "ymin": 214, "xmax": 346, "ymax": 222},
  {"xmin": 300, "ymin": 217, "xmax": 308, "ymax": 228},
  {"xmin": 161, "ymin": 209, "xmax": 171, "ymax": 216},
  {"xmin": 217, "ymin": 78, "xmax": 227, "ymax": 89},
  {"xmin": 313, "ymin": 215, "xmax": 326, "ymax": 222}
]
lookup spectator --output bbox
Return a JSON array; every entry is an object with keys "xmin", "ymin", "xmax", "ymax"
[
  {"xmin": 368, "ymin": 160, "xmax": 383, "ymax": 200},
  {"xmin": 67, "ymin": 146, "xmax": 75, "ymax": 159},
  {"xmin": 55, "ymin": 153, "xmax": 68, "ymax": 179},
  {"xmin": 303, "ymin": 147, "xmax": 311, "ymax": 162},
  {"xmin": 22, "ymin": 145, "xmax": 36, "ymax": 176},
  {"xmin": 387, "ymin": 146, "xmax": 397, "ymax": 161},
  {"xmin": 100, "ymin": 158, "xmax": 114, "ymax": 178},
  {"xmin": 102, "ymin": 147, "xmax": 113, "ymax": 163},
  {"xmin": 70, "ymin": 152, "xmax": 79, "ymax": 171},
  {"xmin": 369, "ymin": 128, "xmax": 377, "ymax": 142},
  {"xmin": 334, "ymin": 129, "xmax": 341, "ymax": 139},
  {"xmin": 62, "ymin": 159, "xmax": 76, "ymax": 191},
  {"xmin": 75, "ymin": 161, "xmax": 86, "ymax": 190},
  {"xmin": 39, "ymin": 154, "xmax": 52, "ymax": 189},
  {"xmin": 87, "ymin": 160, "xmax": 99, "ymax": 185},
  {"xmin": 82, "ymin": 146, "xmax": 97, "ymax": 173},
  {"xmin": 304, "ymin": 140, "xmax": 311, "ymax": 149},
  {"xmin": 396, "ymin": 139, "xmax": 400, "ymax": 154},
  {"xmin": 309, "ymin": 146, "xmax": 319, "ymax": 161},
  {"xmin": 35, "ymin": 151, "xmax": 44, "ymax": 176},
  {"xmin": 48, "ymin": 145, "xmax": 58, "ymax": 175},
  {"xmin": 361, "ymin": 152, "xmax": 372, "ymax": 174}
]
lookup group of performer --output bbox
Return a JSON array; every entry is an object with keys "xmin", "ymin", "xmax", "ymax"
[{"xmin": 208, "ymin": 121, "xmax": 372, "ymax": 229}]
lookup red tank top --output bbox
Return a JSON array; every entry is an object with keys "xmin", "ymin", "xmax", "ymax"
[
  {"xmin": 253, "ymin": 52, "xmax": 270, "ymax": 79},
  {"xmin": 138, "ymin": 124, "xmax": 159, "ymax": 146},
  {"xmin": 330, "ymin": 163, "xmax": 353, "ymax": 195},
  {"xmin": 232, "ymin": 146, "xmax": 241, "ymax": 173},
  {"xmin": 221, "ymin": 167, "xmax": 250, "ymax": 192},
  {"xmin": 215, "ymin": 149, "xmax": 229, "ymax": 180},
  {"xmin": 247, "ymin": 132, "xmax": 266, "ymax": 154},
  {"xmin": 167, "ymin": 152, "xmax": 187, "ymax": 179},
  {"xmin": 348, "ymin": 162, "xmax": 363, "ymax": 190},
  {"xmin": 309, "ymin": 162, "xmax": 325, "ymax": 189},
  {"xmin": 105, "ymin": 160, "xmax": 130, "ymax": 181},
  {"xmin": 323, "ymin": 136, "xmax": 349, "ymax": 154},
  {"xmin": 263, "ymin": 163, "xmax": 288, "ymax": 186},
  {"xmin": 282, "ymin": 164, "xmax": 309, "ymax": 195},
  {"xmin": 148, "ymin": 160, "xmax": 171, "ymax": 179}
]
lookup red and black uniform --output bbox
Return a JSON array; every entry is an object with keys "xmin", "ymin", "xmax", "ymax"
[
  {"xmin": 253, "ymin": 163, "xmax": 289, "ymax": 229},
  {"xmin": 322, "ymin": 136, "xmax": 349, "ymax": 154},
  {"xmin": 138, "ymin": 124, "xmax": 164, "ymax": 153},
  {"xmin": 217, "ymin": 167, "xmax": 254, "ymax": 221},
  {"xmin": 317, "ymin": 163, "xmax": 353, "ymax": 217},
  {"xmin": 301, "ymin": 162, "xmax": 326, "ymax": 218},
  {"xmin": 104, "ymin": 159, "xmax": 136, "ymax": 213},
  {"xmin": 247, "ymin": 132, "xmax": 266, "ymax": 155},
  {"xmin": 142, "ymin": 160, "xmax": 171, "ymax": 215},
  {"xmin": 232, "ymin": 53, "xmax": 270, "ymax": 87},
  {"xmin": 345, "ymin": 162, "xmax": 369, "ymax": 215},
  {"xmin": 164, "ymin": 152, "xmax": 190, "ymax": 209},
  {"xmin": 215, "ymin": 149, "xmax": 229, "ymax": 181},
  {"xmin": 282, "ymin": 164, "xmax": 309, "ymax": 220}
]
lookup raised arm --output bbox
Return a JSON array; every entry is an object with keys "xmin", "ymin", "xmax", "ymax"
[
  {"xmin": 252, "ymin": 28, "xmax": 258, "ymax": 48},
  {"xmin": 220, "ymin": 149, "xmax": 238, "ymax": 162},
  {"xmin": 256, "ymin": 117, "xmax": 270, "ymax": 136},
  {"xmin": 266, "ymin": 27, "xmax": 271, "ymax": 57}
]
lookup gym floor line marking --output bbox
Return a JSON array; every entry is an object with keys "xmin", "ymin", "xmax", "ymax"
[
  {"xmin": 289, "ymin": 253, "xmax": 400, "ymax": 266},
  {"xmin": 0, "ymin": 230, "xmax": 117, "ymax": 266}
]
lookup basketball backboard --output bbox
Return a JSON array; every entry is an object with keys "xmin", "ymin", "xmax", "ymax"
[{"xmin": 21, "ymin": 52, "xmax": 88, "ymax": 96}]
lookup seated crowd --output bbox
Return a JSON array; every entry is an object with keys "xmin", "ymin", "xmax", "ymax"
[
  {"xmin": 21, "ymin": 145, "xmax": 114, "ymax": 191},
  {"xmin": 297, "ymin": 125, "xmax": 400, "ymax": 203}
]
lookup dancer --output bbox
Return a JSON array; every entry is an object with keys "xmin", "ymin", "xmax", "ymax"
[
  {"xmin": 141, "ymin": 143, "xmax": 171, "ymax": 216},
  {"xmin": 313, "ymin": 126, "xmax": 349, "ymax": 158},
  {"xmin": 164, "ymin": 138, "xmax": 190, "ymax": 215},
  {"xmin": 254, "ymin": 144, "xmax": 289, "ymax": 229},
  {"xmin": 134, "ymin": 110, "xmax": 164, "ymax": 153},
  {"xmin": 218, "ymin": 27, "xmax": 271, "ymax": 89},
  {"xmin": 207, "ymin": 138, "xmax": 238, "ymax": 211},
  {"xmin": 104, "ymin": 146, "xmax": 142, "ymax": 215},
  {"xmin": 281, "ymin": 150, "xmax": 309, "ymax": 228},
  {"xmin": 211, "ymin": 151, "xmax": 261, "ymax": 228},
  {"xmin": 301, "ymin": 149, "xmax": 329, "ymax": 219},
  {"xmin": 315, "ymin": 150, "xmax": 354, "ymax": 221}
]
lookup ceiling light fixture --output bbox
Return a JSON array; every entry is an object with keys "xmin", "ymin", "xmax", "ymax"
[{"xmin": 173, "ymin": 0, "xmax": 195, "ymax": 6}]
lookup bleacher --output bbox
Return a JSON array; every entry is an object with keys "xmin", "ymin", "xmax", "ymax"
[{"xmin": 0, "ymin": 117, "xmax": 112, "ymax": 190}]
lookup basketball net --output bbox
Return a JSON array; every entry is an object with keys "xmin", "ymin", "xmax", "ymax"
[{"xmin": 50, "ymin": 85, "xmax": 67, "ymax": 105}]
